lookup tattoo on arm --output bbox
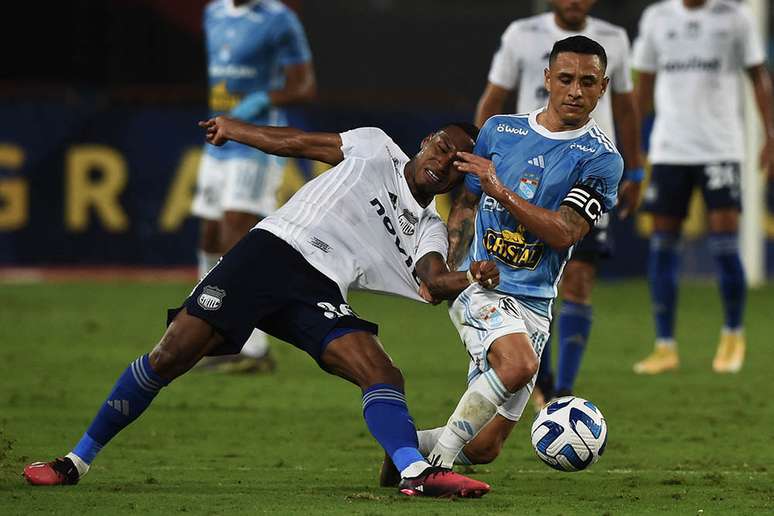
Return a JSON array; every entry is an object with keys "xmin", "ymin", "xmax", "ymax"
[
  {"xmin": 559, "ymin": 205, "xmax": 591, "ymax": 244},
  {"xmin": 448, "ymin": 218, "xmax": 474, "ymax": 270}
]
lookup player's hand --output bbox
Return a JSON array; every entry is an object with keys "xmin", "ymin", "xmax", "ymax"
[
  {"xmin": 469, "ymin": 260, "xmax": 499, "ymax": 289},
  {"xmin": 760, "ymin": 136, "xmax": 774, "ymax": 180},
  {"xmin": 454, "ymin": 152, "xmax": 504, "ymax": 197},
  {"xmin": 617, "ymin": 180, "xmax": 642, "ymax": 219},
  {"xmin": 418, "ymin": 282, "xmax": 442, "ymax": 305},
  {"xmin": 198, "ymin": 116, "xmax": 234, "ymax": 146}
]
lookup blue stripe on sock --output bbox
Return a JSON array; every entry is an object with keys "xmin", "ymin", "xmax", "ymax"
[{"xmin": 361, "ymin": 383, "xmax": 423, "ymax": 473}]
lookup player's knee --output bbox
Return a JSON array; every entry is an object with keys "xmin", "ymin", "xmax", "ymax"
[
  {"xmin": 149, "ymin": 313, "xmax": 215, "ymax": 380},
  {"xmin": 364, "ymin": 362, "xmax": 404, "ymax": 390},
  {"xmin": 491, "ymin": 351, "xmax": 538, "ymax": 392}
]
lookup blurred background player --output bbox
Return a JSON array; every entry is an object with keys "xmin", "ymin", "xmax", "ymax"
[
  {"xmin": 632, "ymin": 0, "xmax": 774, "ymax": 375},
  {"xmin": 191, "ymin": 0, "xmax": 316, "ymax": 373},
  {"xmin": 473, "ymin": 0, "xmax": 644, "ymax": 403}
]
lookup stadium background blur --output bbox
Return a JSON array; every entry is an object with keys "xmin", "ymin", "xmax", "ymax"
[
  {"xmin": 4, "ymin": 2, "xmax": 774, "ymax": 513},
  {"xmin": 2, "ymin": 0, "xmax": 773, "ymax": 278}
]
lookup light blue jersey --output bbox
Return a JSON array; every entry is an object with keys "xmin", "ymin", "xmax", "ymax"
[
  {"xmin": 204, "ymin": 0, "xmax": 311, "ymax": 159},
  {"xmin": 463, "ymin": 110, "xmax": 623, "ymax": 314}
]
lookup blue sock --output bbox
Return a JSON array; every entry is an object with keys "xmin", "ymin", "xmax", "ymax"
[
  {"xmin": 362, "ymin": 384, "xmax": 425, "ymax": 475},
  {"xmin": 538, "ymin": 335, "xmax": 553, "ymax": 378},
  {"xmin": 708, "ymin": 233, "xmax": 746, "ymax": 330},
  {"xmin": 648, "ymin": 232, "xmax": 681, "ymax": 340},
  {"xmin": 72, "ymin": 355, "xmax": 169, "ymax": 464},
  {"xmin": 556, "ymin": 301, "xmax": 592, "ymax": 393}
]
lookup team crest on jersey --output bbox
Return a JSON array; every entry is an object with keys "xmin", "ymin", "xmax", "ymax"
[
  {"xmin": 483, "ymin": 225, "xmax": 543, "ymax": 270},
  {"xmin": 398, "ymin": 209, "xmax": 418, "ymax": 235},
  {"xmin": 517, "ymin": 159, "xmax": 544, "ymax": 200},
  {"xmin": 198, "ymin": 286, "xmax": 226, "ymax": 311},
  {"xmin": 477, "ymin": 304, "xmax": 503, "ymax": 329}
]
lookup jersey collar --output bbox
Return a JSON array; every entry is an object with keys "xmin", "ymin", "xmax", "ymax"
[{"xmin": 528, "ymin": 108, "xmax": 597, "ymax": 140}]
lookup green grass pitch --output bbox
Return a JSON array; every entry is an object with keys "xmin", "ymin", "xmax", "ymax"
[{"xmin": 1, "ymin": 280, "xmax": 773, "ymax": 514}]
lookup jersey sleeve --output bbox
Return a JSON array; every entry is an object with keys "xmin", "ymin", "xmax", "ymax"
[
  {"xmin": 610, "ymin": 29, "xmax": 634, "ymax": 93},
  {"xmin": 415, "ymin": 213, "xmax": 449, "ymax": 263},
  {"xmin": 487, "ymin": 22, "xmax": 521, "ymax": 90},
  {"xmin": 465, "ymin": 118, "xmax": 497, "ymax": 196},
  {"xmin": 632, "ymin": 8, "xmax": 658, "ymax": 73},
  {"xmin": 339, "ymin": 127, "xmax": 390, "ymax": 159},
  {"xmin": 560, "ymin": 152, "xmax": 623, "ymax": 227},
  {"xmin": 274, "ymin": 10, "xmax": 313, "ymax": 67},
  {"xmin": 735, "ymin": 4, "xmax": 766, "ymax": 67}
]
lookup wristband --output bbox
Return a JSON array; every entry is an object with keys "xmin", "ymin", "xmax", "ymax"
[
  {"xmin": 623, "ymin": 167, "xmax": 645, "ymax": 183},
  {"xmin": 466, "ymin": 269, "xmax": 476, "ymax": 285}
]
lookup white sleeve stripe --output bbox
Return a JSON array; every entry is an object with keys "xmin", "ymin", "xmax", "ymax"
[
  {"xmin": 589, "ymin": 127, "xmax": 616, "ymax": 153},
  {"xmin": 591, "ymin": 126, "xmax": 616, "ymax": 149}
]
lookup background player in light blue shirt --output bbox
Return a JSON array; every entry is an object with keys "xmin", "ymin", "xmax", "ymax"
[
  {"xmin": 191, "ymin": 0, "xmax": 315, "ymax": 372},
  {"xmin": 389, "ymin": 36, "xmax": 623, "ymax": 475}
]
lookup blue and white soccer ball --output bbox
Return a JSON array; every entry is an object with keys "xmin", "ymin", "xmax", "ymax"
[{"xmin": 530, "ymin": 396, "xmax": 607, "ymax": 472}]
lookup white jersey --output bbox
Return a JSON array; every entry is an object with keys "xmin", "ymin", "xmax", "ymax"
[
  {"xmin": 488, "ymin": 12, "xmax": 633, "ymax": 143},
  {"xmin": 633, "ymin": 0, "xmax": 765, "ymax": 164},
  {"xmin": 258, "ymin": 127, "xmax": 448, "ymax": 302}
]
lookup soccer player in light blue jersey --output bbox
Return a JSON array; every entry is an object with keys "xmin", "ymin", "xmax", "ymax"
[
  {"xmin": 192, "ymin": 0, "xmax": 316, "ymax": 372},
  {"xmin": 378, "ymin": 36, "xmax": 623, "ymax": 478}
]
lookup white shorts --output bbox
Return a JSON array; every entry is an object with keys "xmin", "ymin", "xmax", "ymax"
[
  {"xmin": 449, "ymin": 283, "xmax": 550, "ymax": 422},
  {"xmin": 191, "ymin": 153, "xmax": 285, "ymax": 220}
]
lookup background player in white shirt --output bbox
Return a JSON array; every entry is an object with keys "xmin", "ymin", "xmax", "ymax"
[
  {"xmin": 24, "ymin": 116, "xmax": 500, "ymax": 498},
  {"xmin": 473, "ymin": 0, "xmax": 644, "ymax": 403},
  {"xmin": 631, "ymin": 0, "xmax": 774, "ymax": 375},
  {"xmin": 192, "ymin": 0, "xmax": 317, "ymax": 372}
]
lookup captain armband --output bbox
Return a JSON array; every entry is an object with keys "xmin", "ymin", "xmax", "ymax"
[{"xmin": 560, "ymin": 184, "xmax": 606, "ymax": 227}]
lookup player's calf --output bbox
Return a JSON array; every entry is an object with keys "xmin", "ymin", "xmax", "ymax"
[{"xmin": 23, "ymin": 310, "xmax": 222, "ymax": 485}]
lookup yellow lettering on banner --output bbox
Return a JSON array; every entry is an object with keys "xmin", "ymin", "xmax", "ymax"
[
  {"xmin": 65, "ymin": 145, "xmax": 129, "ymax": 232},
  {"xmin": 0, "ymin": 144, "xmax": 27, "ymax": 230},
  {"xmin": 159, "ymin": 148, "xmax": 201, "ymax": 232}
]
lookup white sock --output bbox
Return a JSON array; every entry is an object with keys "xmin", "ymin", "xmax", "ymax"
[
  {"xmin": 655, "ymin": 338, "xmax": 677, "ymax": 349},
  {"xmin": 429, "ymin": 369, "xmax": 512, "ymax": 468},
  {"xmin": 418, "ymin": 427, "xmax": 473, "ymax": 465},
  {"xmin": 417, "ymin": 427, "xmax": 444, "ymax": 456},
  {"xmin": 722, "ymin": 327, "xmax": 744, "ymax": 337},
  {"xmin": 401, "ymin": 459, "xmax": 431, "ymax": 479},
  {"xmin": 198, "ymin": 250, "xmax": 220, "ymax": 280},
  {"xmin": 65, "ymin": 452, "xmax": 90, "ymax": 478},
  {"xmin": 240, "ymin": 329, "xmax": 269, "ymax": 358}
]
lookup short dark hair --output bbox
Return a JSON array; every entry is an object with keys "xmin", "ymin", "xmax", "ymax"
[
  {"xmin": 445, "ymin": 122, "xmax": 480, "ymax": 142},
  {"xmin": 549, "ymin": 35, "xmax": 607, "ymax": 71}
]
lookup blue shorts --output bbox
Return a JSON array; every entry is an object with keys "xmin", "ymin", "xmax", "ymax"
[
  {"xmin": 642, "ymin": 162, "xmax": 742, "ymax": 218},
  {"xmin": 572, "ymin": 212, "xmax": 613, "ymax": 265},
  {"xmin": 168, "ymin": 229, "xmax": 378, "ymax": 364}
]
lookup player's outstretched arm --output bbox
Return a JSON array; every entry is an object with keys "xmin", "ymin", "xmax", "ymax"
[
  {"xmin": 446, "ymin": 188, "xmax": 480, "ymax": 271},
  {"xmin": 454, "ymin": 152, "xmax": 591, "ymax": 251},
  {"xmin": 198, "ymin": 116, "xmax": 344, "ymax": 165},
  {"xmin": 416, "ymin": 253, "xmax": 498, "ymax": 304}
]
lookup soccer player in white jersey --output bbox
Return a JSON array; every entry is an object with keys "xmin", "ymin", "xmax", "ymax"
[
  {"xmin": 631, "ymin": 0, "xmax": 774, "ymax": 375},
  {"xmin": 380, "ymin": 36, "xmax": 622, "ymax": 482},
  {"xmin": 474, "ymin": 0, "xmax": 644, "ymax": 404},
  {"xmin": 192, "ymin": 0, "xmax": 316, "ymax": 373},
  {"xmin": 23, "ymin": 117, "xmax": 501, "ymax": 498}
]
